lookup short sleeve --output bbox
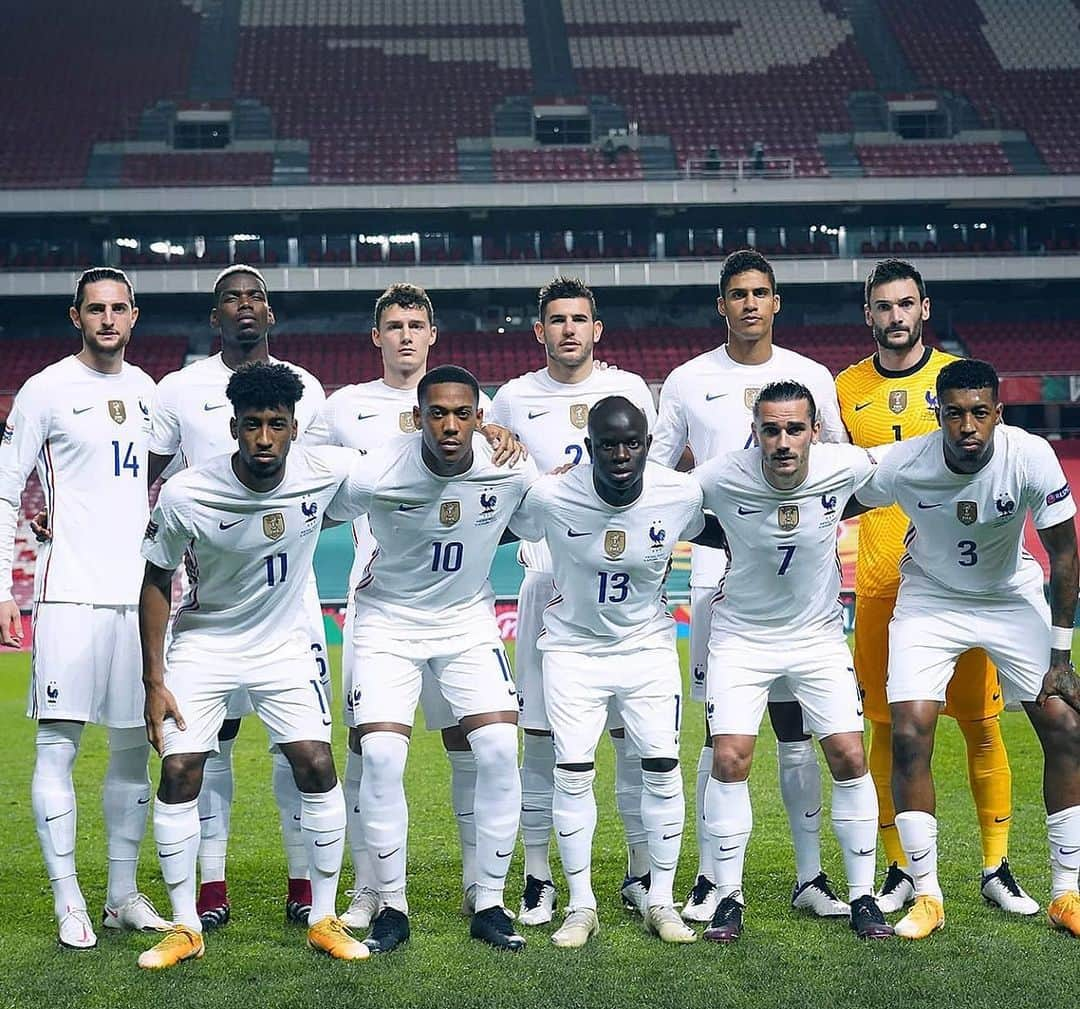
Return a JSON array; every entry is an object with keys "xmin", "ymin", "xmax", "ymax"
[
  {"xmin": 1026, "ymin": 437, "xmax": 1076, "ymax": 530},
  {"xmin": 141, "ymin": 482, "xmax": 192, "ymax": 571}
]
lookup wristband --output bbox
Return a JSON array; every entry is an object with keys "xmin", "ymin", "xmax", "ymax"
[{"xmin": 1052, "ymin": 626, "xmax": 1074, "ymax": 652}]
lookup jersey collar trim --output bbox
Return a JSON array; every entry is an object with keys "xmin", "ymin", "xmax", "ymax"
[{"xmin": 872, "ymin": 345, "xmax": 932, "ymax": 380}]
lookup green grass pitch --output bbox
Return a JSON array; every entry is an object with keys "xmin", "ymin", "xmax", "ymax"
[{"xmin": 0, "ymin": 636, "xmax": 1078, "ymax": 1009}]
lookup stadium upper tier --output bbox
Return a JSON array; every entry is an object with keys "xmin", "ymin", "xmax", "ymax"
[{"xmin": 2, "ymin": 0, "xmax": 1079, "ymax": 187}]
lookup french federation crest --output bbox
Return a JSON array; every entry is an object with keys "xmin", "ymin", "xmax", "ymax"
[
  {"xmin": 777, "ymin": 504, "xmax": 800, "ymax": 530},
  {"xmin": 956, "ymin": 501, "xmax": 978, "ymax": 526},
  {"xmin": 569, "ymin": 403, "xmax": 589, "ymax": 429},
  {"xmin": 399, "ymin": 411, "xmax": 417, "ymax": 433},
  {"xmin": 743, "ymin": 387, "xmax": 761, "ymax": 411},
  {"xmin": 888, "ymin": 390, "xmax": 907, "ymax": 415},
  {"xmin": 440, "ymin": 500, "xmax": 461, "ymax": 526},
  {"xmin": 108, "ymin": 400, "xmax": 127, "ymax": 424},
  {"xmin": 604, "ymin": 529, "xmax": 626, "ymax": 558},
  {"xmin": 262, "ymin": 512, "xmax": 286, "ymax": 540}
]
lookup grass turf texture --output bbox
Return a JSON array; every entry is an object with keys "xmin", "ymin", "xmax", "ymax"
[{"xmin": 0, "ymin": 637, "xmax": 1078, "ymax": 1009}]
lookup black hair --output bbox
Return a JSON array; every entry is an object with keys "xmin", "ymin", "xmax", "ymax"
[
  {"xmin": 719, "ymin": 249, "xmax": 776, "ymax": 297},
  {"xmin": 417, "ymin": 365, "xmax": 480, "ymax": 407},
  {"xmin": 225, "ymin": 361, "xmax": 305, "ymax": 415},
  {"xmin": 936, "ymin": 358, "xmax": 999, "ymax": 401},
  {"xmin": 538, "ymin": 275, "xmax": 597, "ymax": 322},
  {"xmin": 753, "ymin": 380, "xmax": 817, "ymax": 423},
  {"xmin": 587, "ymin": 395, "xmax": 647, "ymax": 437},
  {"xmin": 864, "ymin": 258, "xmax": 926, "ymax": 305},
  {"xmin": 73, "ymin": 267, "xmax": 134, "ymax": 310}
]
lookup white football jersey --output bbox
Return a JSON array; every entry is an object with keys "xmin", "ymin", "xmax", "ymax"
[
  {"xmin": 693, "ymin": 442, "xmax": 876, "ymax": 642},
  {"xmin": 326, "ymin": 433, "xmax": 538, "ymax": 639},
  {"xmin": 488, "ymin": 366, "xmax": 657, "ymax": 572},
  {"xmin": 150, "ymin": 352, "xmax": 329, "ymax": 466},
  {"xmin": 512, "ymin": 462, "xmax": 704, "ymax": 654},
  {"xmin": 325, "ymin": 378, "xmax": 493, "ymax": 595},
  {"xmin": 0, "ymin": 356, "xmax": 154, "ymax": 605},
  {"xmin": 856, "ymin": 424, "xmax": 1075, "ymax": 599},
  {"xmin": 650, "ymin": 344, "xmax": 847, "ymax": 587},
  {"xmin": 142, "ymin": 445, "xmax": 365, "ymax": 655}
]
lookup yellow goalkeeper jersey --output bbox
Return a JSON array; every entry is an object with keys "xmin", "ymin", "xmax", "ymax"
[{"xmin": 835, "ymin": 346, "xmax": 957, "ymax": 598}]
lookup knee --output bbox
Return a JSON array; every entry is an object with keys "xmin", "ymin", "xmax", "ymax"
[
  {"xmin": 554, "ymin": 764, "xmax": 595, "ymax": 797},
  {"xmin": 827, "ymin": 739, "xmax": 866, "ymax": 781},
  {"xmin": 890, "ymin": 720, "xmax": 930, "ymax": 774},
  {"xmin": 641, "ymin": 759, "xmax": 682, "ymax": 799},
  {"xmin": 159, "ymin": 755, "xmax": 203, "ymax": 803},
  {"xmin": 290, "ymin": 743, "xmax": 337, "ymax": 793},
  {"xmin": 1034, "ymin": 701, "xmax": 1080, "ymax": 762},
  {"xmin": 360, "ymin": 731, "xmax": 409, "ymax": 782},
  {"xmin": 442, "ymin": 724, "xmax": 469, "ymax": 752},
  {"xmin": 712, "ymin": 740, "xmax": 752, "ymax": 782},
  {"xmin": 467, "ymin": 722, "xmax": 518, "ymax": 771}
]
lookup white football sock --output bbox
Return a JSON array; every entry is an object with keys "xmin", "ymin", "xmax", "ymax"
[
  {"xmin": 777, "ymin": 738, "xmax": 822, "ymax": 885},
  {"xmin": 1047, "ymin": 805, "xmax": 1080, "ymax": 899},
  {"xmin": 32, "ymin": 722, "xmax": 84, "ymax": 918},
  {"xmin": 197, "ymin": 735, "xmax": 234, "ymax": 883},
  {"xmin": 895, "ymin": 810, "xmax": 942, "ymax": 901},
  {"xmin": 520, "ymin": 732, "xmax": 555, "ymax": 881},
  {"xmin": 358, "ymin": 731, "xmax": 410, "ymax": 913},
  {"xmin": 695, "ymin": 745, "xmax": 713, "ymax": 880},
  {"xmin": 300, "ymin": 782, "xmax": 346, "ymax": 923},
  {"xmin": 446, "ymin": 749, "xmax": 478, "ymax": 891},
  {"xmin": 468, "ymin": 722, "xmax": 521, "ymax": 912},
  {"xmin": 103, "ymin": 726, "xmax": 151, "ymax": 907},
  {"xmin": 154, "ymin": 797, "xmax": 201, "ymax": 931},
  {"xmin": 612, "ymin": 733, "xmax": 649, "ymax": 878},
  {"xmin": 830, "ymin": 773, "xmax": 878, "ymax": 900},
  {"xmin": 344, "ymin": 748, "xmax": 375, "ymax": 891},
  {"xmin": 641, "ymin": 766, "xmax": 684, "ymax": 907},
  {"xmin": 272, "ymin": 750, "xmax": 308, "ymax": 880},
  {"xmin": 553, "ymin": 765, "xmax": 597, "ymax": 911},
  {"xmin": 706, "ymin": 776, "xmax": 752, "ymax": 902}
]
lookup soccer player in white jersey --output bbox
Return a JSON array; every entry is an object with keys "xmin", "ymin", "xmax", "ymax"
[
  {"xmin": 324, "ymin": 283, "xmax": 517, "ymax": 930},
  {"xmin": 331, "ymin": 366, "xmax": 537, "ymax": 954},
  {"xmin": 149, "ymin": 266, "xmax": 329, "ymax": 928},
  {"xmin": 852, "ymin": 359, "xmax": 1080, "ymax": 940},
  {"xmin": 649, "ymin": 249, "xmax": 849, "ymax": 923},
  {"xmin": 488, "ymin": 276, "xmax": 658, "ymax": 925},
  {"xmin": 692, "ymin": 381, "xmax": 893, "ymax": 943},
  {"xmin": 137, "ymin": 362, "xmax": 375, "ymax": 969},
  {"xmin": 0, "ymin": 268, "xmax": 168, "ymax": 948},
  {"xmin": 511, "ymin": 396, "xmax": 711, "ymax": 947}
]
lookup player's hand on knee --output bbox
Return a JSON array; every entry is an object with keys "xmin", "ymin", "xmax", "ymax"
[
  {"xmin": 30, "ymin": 509, "xmax": 51, "ymax": 542},
  {"xmin": 0, "ymin": 599, "xmax": 22, "ymax": 647},
  {"xmin": 144, "ymin": 685, "xmax": 186, "ymax": 754},
  {"xmin": 1036, "ymin": 660, "xmax": 1080, "ymax": 715},
  {"xmin": 482, "ymin": 423, "xmax": 527, "ymax": 466}
]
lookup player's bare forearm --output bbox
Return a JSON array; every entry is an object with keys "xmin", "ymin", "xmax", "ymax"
[
  {"xmin": 139, "ymin": 563, "xmax": 173, "ymax": 689},
  {"xmin": 690, "ymin": 513, "xmax": 727, "ymax": 550},
  {"xmin": 1039, "ymin": 517, "xmax": 1079, "ymax": 642}
]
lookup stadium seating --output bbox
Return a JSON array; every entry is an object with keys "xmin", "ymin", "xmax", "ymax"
[
  {"xmin": 0, "ymin": 2, "xmax": 200, "ymax": 187},
  {"xmin": 955, "ymin": 320, "xmax": 1080, "ymax": 374},
  {"xmin": 121, "ymin": 153, "xmax": 275, "ymax": 187},
  {"xmin": 856, "ymin": 143, "xmax": 1012, "ymax": 177},
  {"xmin": 492, "ymin": 148, "xmax": 643, "ymax": 182}
]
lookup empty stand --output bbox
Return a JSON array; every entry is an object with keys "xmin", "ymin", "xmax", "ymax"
[
  {"xmin": 857, "ymin": 143, "xmax": 1012, "ymax": 176},
  {"xmin": 492, "ymin": 147, "xmax": 642, "ymax": 181},
  {"xmin": 0, "ymin": 335, "xmax": 189, "ymax": 391},
  {"xmin": 956, "ymin": 321, "xmax": 1080, "ymax": 374},
  {"xmin": 121, "ymin": 153, "xmax": 275, "ymax": 187}
]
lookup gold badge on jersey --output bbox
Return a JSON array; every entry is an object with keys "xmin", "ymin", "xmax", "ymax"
[
  {"xmin": 440, "ymin": 500, "xmax": 461, "ymax": 526},
  {"xmin": 108, "ymin": 400, "xmax": 127, "ymax": 425},
  {"xmin": 399, "ymin": 411, "xmax": 417, "ymax": 433},
  {"xmin": 569, "ymin": 403, "xmax": 589, "ymax": 429},
  {"xmin": 744, "ymin": 387, "xmax": 761, "ymax": 411},
  {"xmin": 263, "ymin": 512, "xmax": 286, "ymax": 540},
  {"xmin": 888, "ymin": 390, "xmax": 907, "ymax": 414},
  {"xmin": 777, "ymin": 505, "xmax": 800, "ymax": 530},
  {"xmin": 956, "ymin": 501, "xmax": 978, "ymax": 526},
  {"xmin": 604, "ymin": 529, "xmax": 626, "ymax": 558}
]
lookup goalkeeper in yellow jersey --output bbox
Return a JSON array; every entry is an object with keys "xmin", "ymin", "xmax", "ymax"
[{"xmin": 835, "ymin": 259, "xmax": 1037, "ymax": 916}]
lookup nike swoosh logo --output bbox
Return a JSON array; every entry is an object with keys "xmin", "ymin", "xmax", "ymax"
[
  {"xmin": 356, "ymin": 413, "xmax": 378, "ymax": 421},
  {"xmin": 496, "ymin": 850, "xmax": 512, "ymax": 858},
  {"xmin": 1060, "ymin": 846, "xmax": 1080, "ymax": 856},
  {"xmin": 718, "ymin": 844, "xmax": 740, "ymax": 852},
  {"xmin": 292, "ymin": 814, "xmax": 302, "ymax": 821},
  {"xmin": 917, "ymin": 502, "xmax": 942, "ymax": 510},
  {"xmin": 322, "ymin": 718, "xmax": 332, "ymax": 726},
  {"xmin": 158, "ymin": 850, "xmax": 181, "ymax": 858},
  {"xmin": 219, "ymin": 519, "xmax": 243, "ymax": 530},
  {"xmin": 72, "ymin": 407, "xmax": 93, "ymax": 415},
  {"xmin": 911, "ymin": 848, "xmax": 932, "ymax": 862},
  {"xmin": 528, "ymin": 410, "xmax": 549, "ymax": 419},
  {"xmin": 204, "ymin": 403, "xmax": 227, "ymax": 411},
  {"xmin": 567, "ymin": 529, "xmax": 590, "ymax": 538},
  {"xmin": 353, "ymin": 805, "xmax": 362, "ymax": 814},
  {"xmin": 705, "ymin": 393, "xmax": 727, "ymax": 401},
  {"xmin": 137, "ymin": 797, "xmax": 150, "ymax": 805},
  {"xmin": 993, "ymin": 815, "xmax": 1011, "ymax": 824},
  {"xmin": 662, "ymin": 831, "xmax": 683, "ymax": 841},
  {"xmin": 397, "ymin": 504, "xmax": 422, "ymax": 512},
  {"xmin": 992, "ymin": 692, "xmax": 1001, "ymax": 701},
  {"xmin": 856, "ymin": 848, "xmax": 874, "ymax": 856},
  {"xmin": 199, "ymin": 815, "xmax": 215, "ymax": 822},
  {"xmin": 804, "ymin": 806, "xmax": 822, "ymax": 819},
  {"xmin": 45, "ymin": 811, "xmax": 72, "ymax": 822},
  {"xmin": 314, "ymin": 838, "xmax": 340, "ymax": 847},
  {"xmin": 737, "ymin": 506, "xmax": 760, "ymax": 516},
  {"xmin": 378, "ymin": 848, "xmax": 400, "ymax": 860},
  {"xmin": 854, "ymin": 402, "xmax": 872, "ymax": 412},
  {"xmin": 522, "ymin": 806, "xmax": 545, "ymax": 813},
  {"xmin": 880, "ymin": 821, "xmax": 895, "ymax": 831},
  {"xmin": 558, "ymin": 828, "xmax": 583, "ymax": 838}
]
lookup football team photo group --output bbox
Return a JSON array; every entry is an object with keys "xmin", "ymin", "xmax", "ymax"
[{"xmin": 1, "ymin": 253, "xmax": 1077, "ymax": 984}]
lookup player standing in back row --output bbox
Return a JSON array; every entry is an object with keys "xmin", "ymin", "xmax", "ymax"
[
  {"xmin": 835, "ymin": 260, "xmax": 1035, "ymax": 915},
  {"xmin": 488, "ymin": 276, "xmax": 658, "ymax": 924},
  {"xmin": 649, "ymin": 250, "xmax": 849, "ymax": 923},
  {"xmin": 0, "ymin": 268, "xmax": 168, "ymax": 948}
]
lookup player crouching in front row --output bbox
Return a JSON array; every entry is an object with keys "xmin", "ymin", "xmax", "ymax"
[{"xmin": 137, "ymin": 362, "xmax": 380, "ymax": 968}]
